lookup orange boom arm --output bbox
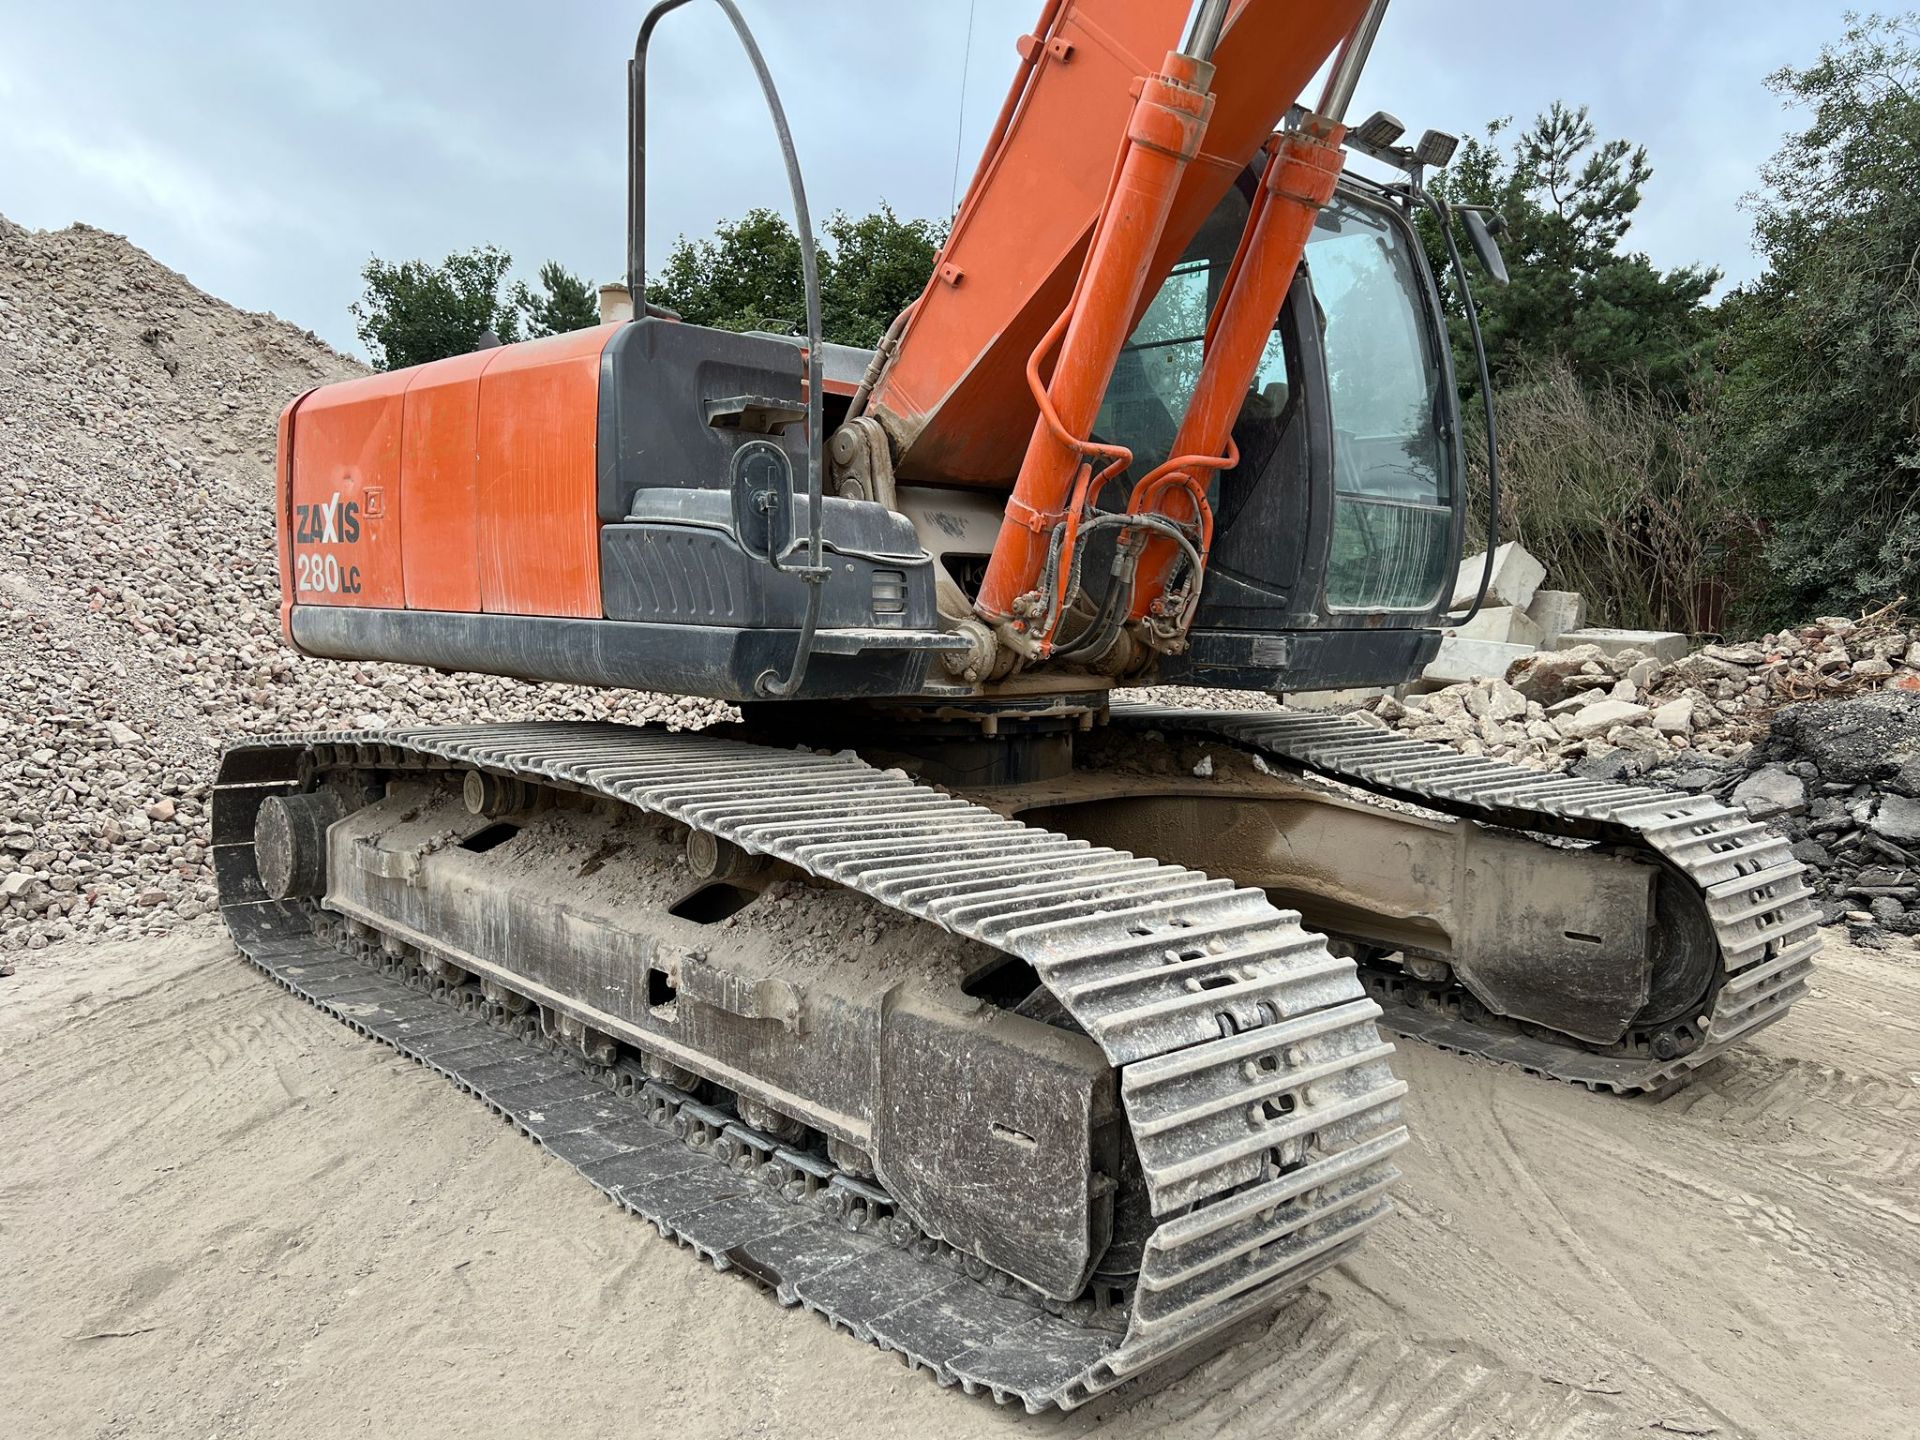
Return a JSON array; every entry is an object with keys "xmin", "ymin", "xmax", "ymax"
[{"xmin": 865, "ymin": 0, "xmax": 1373, "ymax": 490}]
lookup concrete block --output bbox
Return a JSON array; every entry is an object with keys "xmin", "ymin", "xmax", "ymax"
[
  {"xmin": 1450, "ymin": 541, "xmax": 1546, "ymax": 612},
  {"xmin": 1653, "ymin": 697, "xmax": 1695, "ymax": 735},
  {"xmin": 1421, "ymin": 637, "xmax": 1536, "ymax": 688},
  {"xmin": 1452, "ymin": 605, "xmax": 1544, "ymax": 648},
  {"xmin": 1284, "ymin": 685, "xmax": 1396, "ymax": 712},
  {"xmin": 1732, "ymin": 765, "xmax": 1807, "ymax": 819},
  {"xmin": 1526, "ymin": 589, "xmax": 1587, "ymax": 647},
  {"xmin": 1556, "ymin": 699, "xmax": 1650, "ymax": 739},
  {"xmin": 1553, "ymin": 627, "xmax": 1690, "ymax": 663}
]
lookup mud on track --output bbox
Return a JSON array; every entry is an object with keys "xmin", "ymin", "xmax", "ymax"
[{"xmin": 3, "ymin": 923, "xmax": 1915, "ymax": 1439}]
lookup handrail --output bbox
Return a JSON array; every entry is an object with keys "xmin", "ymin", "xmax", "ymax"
[
  {"xmin": 628, "ymin": 0, "xmax": 828, "ymax": 697},
  {"xmin": 1420, "ymin": 191, "xmax": 1501, "ymax": 624}
]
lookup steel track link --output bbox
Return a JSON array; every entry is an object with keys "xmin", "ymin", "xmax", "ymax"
[
  {"xmin": 1115, "ymin": 704, "xmax": 1820, "ymax": 1092},
  {"xmin": 211, "ymin": 722, "xmax": 1408, "ymax": 1411}
]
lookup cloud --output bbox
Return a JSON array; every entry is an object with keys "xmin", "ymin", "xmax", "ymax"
[
  {"xmin": 0, "ymin": 56, "xmax": 272, "ymax": 264},
  {"xmin": 0, "ymin": 0, "xmax": 1851, "ymax": 351}
]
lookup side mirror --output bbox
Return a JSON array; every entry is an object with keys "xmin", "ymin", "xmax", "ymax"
[{"xmin": 1460, "ymin": 210, "xmax": 1510, "ymax": 287}]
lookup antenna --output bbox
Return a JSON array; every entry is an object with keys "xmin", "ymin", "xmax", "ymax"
[{"xmin": 947, "ymin": 0, "xmax": 978, "ymax": 216}]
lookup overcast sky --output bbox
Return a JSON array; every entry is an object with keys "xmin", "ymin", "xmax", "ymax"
[{"xmin": 0, "ymin": 1, "xmax": 1857, "ymax": 356}]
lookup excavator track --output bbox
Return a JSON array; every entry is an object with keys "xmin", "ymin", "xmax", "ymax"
[
  {"xmin": 1117, "ymin": 704, "xmax": 1820, "ymax": 1093},
  {"xmin": 211, "ymin": 722, "xmax": 1407, "ymax": 1412}
]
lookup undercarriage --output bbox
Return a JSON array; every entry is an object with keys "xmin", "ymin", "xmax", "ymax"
[{"xmin": 211, "ymin": 703, "xmax": 1816, "ymax": 1408}]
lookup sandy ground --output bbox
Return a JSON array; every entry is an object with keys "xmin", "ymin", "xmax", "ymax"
[{"xmin": 3, "ymin": 924, "xmax": 1916, "ymax": 1440}]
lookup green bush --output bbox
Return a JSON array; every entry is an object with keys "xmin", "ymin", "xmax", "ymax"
[{"xmin": 1474, "ymin": 361, "xmax": 1755, "ymax": 634}]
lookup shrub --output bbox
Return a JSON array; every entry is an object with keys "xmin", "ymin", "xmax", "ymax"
[{"xmin": 1471, "ymin": 361, "xmax": 1756, "ymax": 633}]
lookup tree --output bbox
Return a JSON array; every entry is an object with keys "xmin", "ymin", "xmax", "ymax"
[
  {"xmin": 820, "ymin": 207, "xmax": 946, "ymax": 348},
  {"xmin": 1422, "ymin": 104, "xmax": 1719, "ymax": 399},
  {"xmin": 513, "ymin": 261, "xmax": 600, "ymax": 338},
  {"xmin": 352, "ymin": 246, "xmax": 521, "ymax": 370},
  {"xmin": 647, "ymin": 203, "xmax": 945, "ymax": 348},
  {"xmin": 649, "ymin": 208, "xmax": 804, "ymax": 336},
  {"xmin": 1718, "ymin": 13, "xmax": 1920, "ymax": 623}
]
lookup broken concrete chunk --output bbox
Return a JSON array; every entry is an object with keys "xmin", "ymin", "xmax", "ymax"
[
  {"xmin": 1871, "ymin": 795, "xmax": 1920, "ymax": 842},
  {"xmin": 1524, "ymin": 589, "xmax": 1587, "ymax": 647},
  {"xmin": 1422, "ymin": 637, "xmax": 1536, "ymax": 687},
  {"xmin": 1554, "ymin": 628, "xmax": 1690, "ymax": 663},
  {"xmin": 1507, "ymin": 644, "xmax": 1616, "ymax": 705},
  {"xmin": 1609, "ymin": 726, "xmax": 1665, "ymax": 753},
  {"xmin": 1547, "ymin": 691, "xmax": 1602, "ymax": 716},
  {"xmin": 1652, "ymin": 697, "xmax": 1695, "ymax": 735},
  {"xmin": 1451, "ymin": 605, "xmax": 1544, "ymax": 648},
  {"xmin": 1555, "ymin": 699, "xmax": 1650, "ymax": 739},
  {"xmin": 1482, "ymin": 679, "xmax": 1529, "ymax": 722},
  {"xmin": 1449, "ymin": 540, "xmax": 1547, "ymax": 612},
  {"xmin": 1730, "ymin": 764, "xmax": 1807, "ymax": 818}
]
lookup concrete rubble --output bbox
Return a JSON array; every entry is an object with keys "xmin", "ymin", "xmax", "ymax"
[
  {"xmin": 1449, "ymin": 540, "xmax": 1545, "ymax": 612},
  {"xmin": 1356, "ymin": 600, "xmax": 1920, "ymax": 938},
  {"xmin": 0, "ymin": 215, "xmax": 728, "ymax": 954},
  {"xmin": 1525, "ymin": 589, "xmax": 1587, "ymax": 647}
]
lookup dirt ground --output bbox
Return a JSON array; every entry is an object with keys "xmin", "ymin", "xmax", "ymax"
[{"xmin": 3, "ymin": 925, "xmax": 1915, "ymax": 1440}]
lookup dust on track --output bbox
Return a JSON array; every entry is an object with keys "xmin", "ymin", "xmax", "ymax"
[{"xmin": 3, "ymin": 923, "xmax": 1916, "ymax": 1440}]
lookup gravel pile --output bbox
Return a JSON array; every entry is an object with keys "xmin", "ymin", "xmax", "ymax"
[{"xmin": 0, "ymin": 216, "xmax": 725, "ymax": 955}]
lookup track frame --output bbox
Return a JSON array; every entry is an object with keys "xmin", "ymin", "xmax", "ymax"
[{"xmin": 213, "ymin": 721, "xmax": 1408, "ymax": 1411}]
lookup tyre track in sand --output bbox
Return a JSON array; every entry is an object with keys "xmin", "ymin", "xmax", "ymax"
[{"xmin": 2, "ymin": 922, "xmax": 1916, "ymax": 1440}]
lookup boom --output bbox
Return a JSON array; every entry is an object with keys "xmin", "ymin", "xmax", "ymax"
[
  {"xmin": 865, "ymin": 0, "xmax": 1373, "ymax": 487},
  {"xmin": 862, "ymin": 0, "xmax": 1381, "ymax": 672}
]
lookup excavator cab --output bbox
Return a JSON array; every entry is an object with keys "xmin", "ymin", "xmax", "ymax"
[{"xmin": 1092, "ymin": 165, "xmax": 1463, "ymax": 692}]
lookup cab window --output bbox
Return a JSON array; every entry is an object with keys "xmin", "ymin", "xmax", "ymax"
[{"xmin": 1307, "ymin": 197, "xmax": 1453, "ymax": 611}]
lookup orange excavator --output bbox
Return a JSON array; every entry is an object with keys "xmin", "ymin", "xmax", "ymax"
[{"xmin": 213, "ymin": 0, "xmax": 1818, "ymax": 1408}]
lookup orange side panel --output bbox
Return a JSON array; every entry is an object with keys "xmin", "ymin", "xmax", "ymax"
[
  {"xmin": 287, "ymin": 370, "xmax": 410, "ymax": 608},
  {"xmin": 474, "ymin": 324, "xmax": 617, "ymax": 618},
  {"xmin": 399, "ymin": 349, "xmax": 493, "ymax": 612}
]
